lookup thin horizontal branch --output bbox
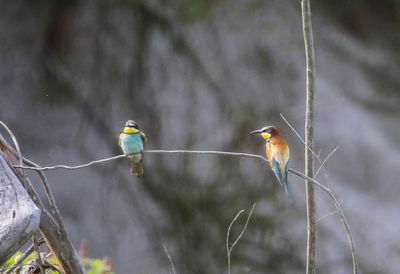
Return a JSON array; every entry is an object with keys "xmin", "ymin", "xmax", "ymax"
[
  {"xmin": 13, "ymin": 154, "xmax": 127, "ymax": 171},
  {"xmin": 12, "ymin": 149, "xmax": 357, "ymax": 272},
  {"xmin": 13, "ymin": 150, "xmax": 268, "ymax": 171}
]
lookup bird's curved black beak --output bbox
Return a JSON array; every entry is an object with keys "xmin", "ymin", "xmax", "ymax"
[{"xmin": 250, "ymin": 129, "xmax": 263, "ymax": 134}]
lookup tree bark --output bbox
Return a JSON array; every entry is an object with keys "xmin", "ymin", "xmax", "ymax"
[
  {"xmin": 301, "ymin": 0, "xmax": 316, "ymax": 273},
  {"xmin": 0, "ymin": 154, "xmax": 41, "ymax": 265}
]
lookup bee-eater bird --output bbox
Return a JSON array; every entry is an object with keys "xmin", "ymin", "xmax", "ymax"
[
  {"xmin": 118, "ymin": 120, "xmax": 147, "ymax": 176},
  {"xmin": 250, "ymin": 126, "xmax": 292, "ymax": 199}
]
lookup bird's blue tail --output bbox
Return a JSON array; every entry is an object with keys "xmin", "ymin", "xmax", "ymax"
[
  {"xmin": 283, "ymin": 182, "xmax": 292, "ymax": 200},
  {"xmin": 272, "ymin": 164, "xmax": 292, "ymax": 200}
]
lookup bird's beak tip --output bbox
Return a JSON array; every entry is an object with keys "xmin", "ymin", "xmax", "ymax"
[{"xmin": 250, "ymin": 130, "xmax": 261, "ymax": 135}]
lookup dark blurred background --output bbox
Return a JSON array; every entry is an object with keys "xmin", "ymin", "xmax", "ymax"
[{"xmin": 1, "ymin": 0, "xmax": 400, "ymax": 273}]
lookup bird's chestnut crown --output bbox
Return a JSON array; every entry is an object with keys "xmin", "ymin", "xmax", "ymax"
[
  {"xmin": 126, "ymin": 120, "xmax": 139, "ymax": 129},
  {"xmin": 124, "ymin": 120, "xmax": 140, "ymax": 134}
]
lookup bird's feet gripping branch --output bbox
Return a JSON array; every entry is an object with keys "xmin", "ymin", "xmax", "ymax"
[
  {"xmin": 250, "ymin": 125, "xmax": 292, "ymax": 199},
  {"xmin": 118, "ymin": 120, "xmax": 147, "ymax": 176}
]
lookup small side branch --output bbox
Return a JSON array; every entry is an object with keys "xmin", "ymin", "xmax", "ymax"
[
  {"xmin": 226, "ymin": 203, "xmax": 256, "ymax": 274},
  {"xmin": 162, "ymin": 243, "xmax": 176, "ymax": 274}
]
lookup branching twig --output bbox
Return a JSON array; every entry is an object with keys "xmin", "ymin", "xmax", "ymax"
[
  {"xmin": 162, "ymin": 243, "xmax": 176, "ymax": 274},
  {"xmin": 280, "ymin": 113, "xmax": 333, "ymax": 186},
  {"xmin": 279, "ymin": 114, "xmax": 318, "ymax": 159},
  {"xmin": 315, "ymin": 146, "xmax": 339, "ymax": 177},
  {"xmin": 226, "ymin": 203, "xmax": 256, "ymax": 274},
  {"xmin": 289, "ymin": 169, "xmax": 357, "ymax": 273}
]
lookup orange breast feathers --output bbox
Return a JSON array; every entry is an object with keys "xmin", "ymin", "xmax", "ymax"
[{"xmin": 265, "ymin": 136, "xmax": 289, "ymax": 167}]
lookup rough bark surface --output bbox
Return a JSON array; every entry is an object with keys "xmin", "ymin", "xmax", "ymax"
[{"xmin": 0, "ymin": 153, "xmax": 41, "ymax": 265}]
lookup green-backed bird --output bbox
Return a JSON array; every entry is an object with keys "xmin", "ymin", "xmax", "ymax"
[{"xmin": 118, "ymin": 120, "xmax": 147, "ymax": 176}]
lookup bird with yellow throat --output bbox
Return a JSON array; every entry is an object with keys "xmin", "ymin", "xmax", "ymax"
[
  {"xmin": 118, "ymin": 120, "xmax": 147, "ymax": 176},
  {"xmin": 250, "ymin": 125, "xmax": 292, "ymax": 199}
]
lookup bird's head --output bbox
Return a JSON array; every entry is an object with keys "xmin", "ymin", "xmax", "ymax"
[
  {"xmin": 250, "ymin": 126, "xmax": 279, "ymax": 140},
  {"xmin": 124, "ymin": 120, "xmax": 140, "ymax": 133}
]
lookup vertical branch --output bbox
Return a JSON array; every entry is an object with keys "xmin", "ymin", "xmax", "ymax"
[{"xmin": 301, "ymin": 0, "xmax": 316, "ymax": 273}]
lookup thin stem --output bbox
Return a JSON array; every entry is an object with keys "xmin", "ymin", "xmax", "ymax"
[
  {"xmin": 229, "ymin": 203, "xmax": 256, "ymax": 254},
  {"xmin": 226, "ymin": 203, "xmax": 256, "ymax": 274},
  {"xmin": 162, "ymin": 243, "xmax": 176, "ymax": 274},
  {"xmin": 13, "ymin": 150, "xmax": 268, "ymax": 171},
  {"xmin": 12, "ymin": 154, "xmax": 126, "ymax": 171},
  {"xmin": 279, "ymin": 114, "xmax": 318, "ymax": 159},
  {"xmin": 315, "ymin": 146, "xmax": 339, "ymax": 177}
]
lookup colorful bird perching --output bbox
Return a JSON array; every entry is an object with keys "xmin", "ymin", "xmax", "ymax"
[
  {"xmin": 250, "ymin": 126, "xmax": 292, "ymax": 199},
  {"xmin": 118, "ymin": 120, "xmax": 147, "ymax": 176}
]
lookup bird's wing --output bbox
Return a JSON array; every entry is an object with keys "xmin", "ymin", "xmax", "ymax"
[
  {"xmin": 140, "ymin": 131, "xmax": 147, "ymax": 143},
  {"xmin": 118, "ymin": 133, "xmax": 123, "ymax": 146},
  {"xmin": 270, "ymin": 158, "xmax": 284, "ymax": 187}
]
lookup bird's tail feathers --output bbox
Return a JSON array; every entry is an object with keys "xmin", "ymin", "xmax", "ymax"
[
  {"xmin": 283, "ymin": 182, "xmax": 293, "ymax": 200},
  {"xmin": 130, "ymin": 160, "xmax": 143, "ymax": 177},
  {"xmin": 129, "ymin": 154, "xmax": 144, "ymax": 177}
]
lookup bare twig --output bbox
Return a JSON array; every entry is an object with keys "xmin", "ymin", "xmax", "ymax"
[
  {"xmin": 0, "ymin": 121, "xmax": 28, "ymax": 187},
  {"xmin": 13, "ymin": 150, "xmax": 268, "ymax": 171},
  {"xmin": 13, "ymin": 154, "xmax": 126, "ymax": 171},
  {"xmin": 316, "ymin": 211, "xmax": 337, "ymax": 223},
  {"xmin": 162, "ymin": 243, "xmax": 176, "ymax": 274},
  {"xmin": 280, "ymin": 113, "xmax": 332, "ymax": 187},
  {"xmin": 279, "ymin": 114, "xmax": 318, "ymax": 159},
  {"xmin": 0, "ymin": 121, "xmax": 23, "ymax": 166},
  {"xmin": 226, "ymin": 203, "xmax": 256, "ymax": 274},
  {"xmin": 315, "ymin": 146, "xmax": 339, "ymax": 177}
]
